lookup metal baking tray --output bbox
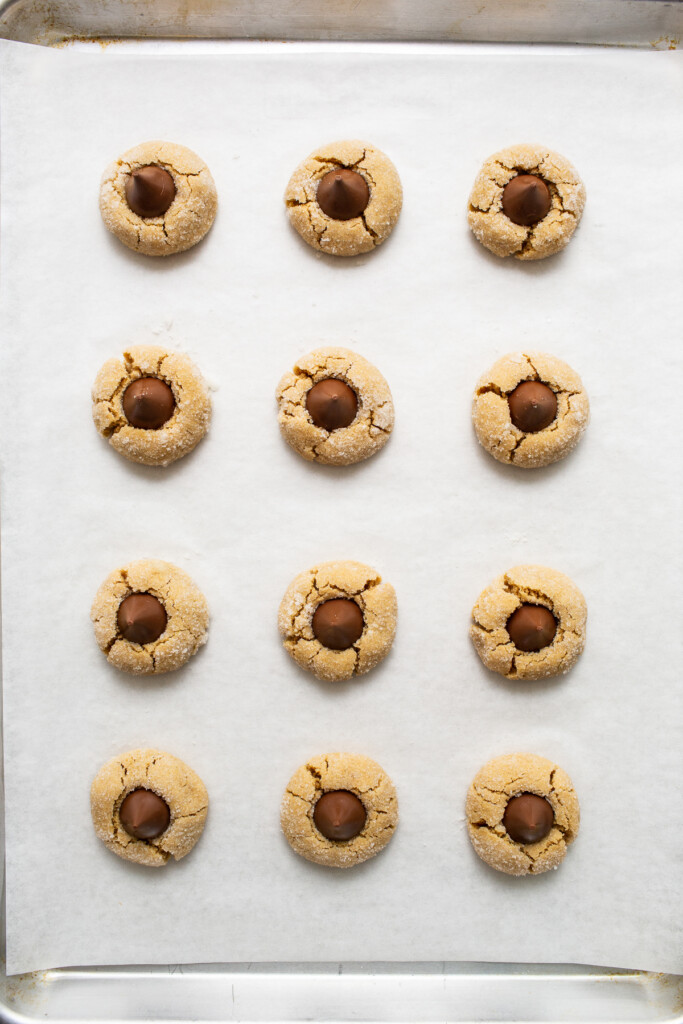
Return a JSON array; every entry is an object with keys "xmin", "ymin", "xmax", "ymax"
[{"xmin": 0, "ymin": 2, "xmax": 681, "ymax": 1021}]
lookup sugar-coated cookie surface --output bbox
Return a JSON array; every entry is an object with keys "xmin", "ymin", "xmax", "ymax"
[
  {"xmin": 276, "ymin": 346, "xmax": 394, "ymax": 466},
  {"xmin": 472, "ymin": 351, "xmax": 589, "ymax": 469},
  {"xmin": 470, "ymin": 564, "xmax": 586, "ymax": 680},
  {"xmin": 91, "ymin": 748, "xmax": 208, "ymax": 867},
  {"xmin": 284, "ymin": 140, "xmax": 402, "ymax": 257},
  {"xmin": 279, "ymin": 560, "xmax": 397, "ymax": 682},
  {"xmin": 99, "ymin": 140, "xmax": 217, "ymax": 256},
  {"xmin": 281, "ymin": 752, "xmax": 398, "ymax": 868},
  {"xmin": 466, "ymin": 753, "xmax": 579, "ymax": 876},
  {"xmin": 91, "ymin": 559, "xmax": 209, "ymax": 675},
  {"xmin": 92, "ymin": 345, "xmax": 211, "ymax": 467},
  {"xmin": 468, "ymin": 144, "xmax": 585, "ymax": 260}
]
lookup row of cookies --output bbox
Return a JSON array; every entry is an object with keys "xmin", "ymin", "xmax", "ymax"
[
  {"xmin": 99, "ymin": 139, "xmax": 586, "ymax": 260},
  {"xmin": 92, "ymin": 558, "xmax": 586, "ymax": 682},
  {"xmin": 92, "ymin": 345, "xmax": 590, "ymax": 469},
  {"xmin": 91, "ymin": 748, "xmax": 579, "ymax": 877}
]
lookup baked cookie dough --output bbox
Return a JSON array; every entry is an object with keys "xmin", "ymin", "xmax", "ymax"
[
  {"xmin": 284, "ymin": 140, "xmax": 402, "ymax": 257},
  {"xmin": 91, "ymin": 748, "xmax": 208, "ymax": 867},
  {"xmin": 466, "ymin": 753, "xmax": 579, "ymax": 876},
  {"xmin": 467, "ymin": 144, "xmax": 586, "ymax": 260},
  {"xmin": 279, "ymin": 560, "xmax": 397, "ymax": 682},
  {"xmin": 92, "ymin": 345, "xmax": 211, "ymax": 467},
  {"xmin": 276, "ymin": 347, "xmax": 394, "ymax": 466},
  {"xmin": 281, "ymin": 752, "xmax": 398, "ymax": 868},
  {"xmin": 99, "ymin": 141, "xmax": 217, "ymax": 256},
  {"xmin": 470, "ymin": 564, "xmax": 586, "ymax": 680},
  {"xmin": 91, "ymin": 559, "xmax": 209, "ymax": 675},
  {"xmin": 472, "ymin": 351, "xmax": 589, "ymax": 469}
]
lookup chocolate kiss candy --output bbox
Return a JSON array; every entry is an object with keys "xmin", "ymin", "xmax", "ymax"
[
  {"xmin": 503, "ymin": 793, "xmax": 554, "ymax": 844},
  {"xmin": 313, "ymin": 790, "xmax": 367, "ymax": 841},
  {"xmin": 508, "ymin": 380, "xmax": 558, "ymax": 433},
  {"xmin": 122, "ymin": 377, "xmax": 176, "ymax": 430},
  {"xmin": 312, "ymin": 599, "xmax": 364, "ymax": 650},
  {"xmin": 119, "ymin": 788, "xmax": 171, "ymax": 840},
  {"xmin": 306, "ymin": 379, "xmax": 358, "ymax": 431},
  {"xmin": 125, "ymin": 165, "xmax": 176, "ymax": 218},
  {"xmin": 506, "ymin": 604, "xmax": 557, "ymax": 652},
  {"xmin": 117, "ymin": 593, "xmax": 167, "ymax": 645},
  {"xmin": 317, "ymin": 168, "xmax": 370, "ymax": 220},
  {"xmin": 501, "ymin": 174, "xmax": 552, "ymax": 227}
]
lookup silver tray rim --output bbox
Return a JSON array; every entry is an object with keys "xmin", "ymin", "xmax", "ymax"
[{"xmin": 0, "ymin": 3, "xmax": 681, "ymax": 1020}]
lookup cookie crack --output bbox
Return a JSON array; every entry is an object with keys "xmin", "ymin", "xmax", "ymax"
[
  {"xmin": 285, "ymin": 788, "xmax": 309, "ymax": 806},
  {"xmin": 174, "ymin": 805, "xmax": 208, "ymax": 822},
  {"xmin": 476, "ymin": 382, "xmax": 505, "ymax": 398},
  {"xmin": 359, "ymin": 211, "xmax": 378, "ymax": 242},
  {"xmin": 509, "ymin": 431, "xmax": 528, "ymax": 458},
  {"xmin": 517, "ymin": 229, "xmax": 537, "ymax": 257},
  {"xmin": 312, "ymin": 150, "xmax": 368, "ymax": 172},
  {"xmin": 361, "ymin": 166, "xmax": 376, "ymax": 190},
  {"xmin": 474, "ymin": 777, "xmax": 525, "ymax": 801},
  {"xmin": 294, "ymin": 200, "xmax": 328, "ymax": 245},
  {"xmin": 502, "ymin": 576, "xmax": 555, "ymax": 614},
  {"xmin": 97, "ymin": 374, "xmax": 131, "ymax": 437},
  {"xmin": 524, "ymin": 354, "xmax": 540, "ymax": 378},
  {"xmin": 471, "ymin": 822, "xmax": 535, "ymax": 864}
]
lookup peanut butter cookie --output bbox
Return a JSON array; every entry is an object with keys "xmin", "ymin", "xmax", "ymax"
[
  {"xmin": 284, "ymin": 140, "xmax": 402, "ymax": 257},
  {"xmin": 468, "ymin": 144, "xmax": 585, "ymax": 260},
  {"xmin": 470, "ymin": 565, "xmax": 586, "ymax": 680},
  {"xmin": 278, "ymin": 560, "xmax": 397, "ymax": 682},
  {"xmin": 92, "ymin": 345, "xmax": 211, "ymax": 467},
  {"xmin": 276, "ymin": 347, "xmax": 394, "ymax": 466},
  {"xmin": 91, "ymin": 559, "xmax": 209, "ymax": 675},
  {"xmin": 472, "ymin": 351, "xmax": 589, "ymax": 469},
  {"xmin": 281, "ymin": 752, "xmax": 398, "ymax": 868},
  {"xmin": 99, "ymin": 141, "xmax": 217, "ymax": 256},
  {"xmin": 466, "ymin": 753, "xmax": 579, "ymax": 876},
  {"xmin": 91, "ymin": 748, "xmax": 208, "ymax": 867}
]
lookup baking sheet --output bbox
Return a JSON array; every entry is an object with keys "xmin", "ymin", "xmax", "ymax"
[{"xmin": 0, "ymin": 40, "xmax": 681, "ymax": 978}]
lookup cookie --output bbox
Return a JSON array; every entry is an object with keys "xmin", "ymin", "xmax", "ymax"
[
  {"xmin": 99, "ymin": 141, "xmax": 217, "ymax": 256},
  {"xmin": 276, "ymin": 347, "xmax": 394, "ymax": 466},
  {"xmin": 91, "ymin": 559, "xmax": 209, "ymax": 675},
  {"xmin": 470, "ymin": 565, "xmax": 586, "ymax": 681},
  {"xmin": 91, "ymin": 748, "xmax": 208, "ymax": 867},
  {"xmin": 466, "ymin": 753, "xmax": 579, "ymax": 876},
  {"xmin": 284, "ymin": 140, "xmax": 402, "ymax": 257},
  {"xmin": 278, "ymin": 560, "xmax": 397, "ymax": 682},
  {"xmin": 467, "ymin": 144, "xmax": 586, "ymax": 260},
  {"xmin": 92, "ymin": 345, "xmax": 211, "ymax": 467},
  {"xmin": 281, "ymin": 752, "xmax": 398, "ymax": 868},
  {"xmin": 472, "ymin": 351, "xmax": 589, "ymax": 469}
]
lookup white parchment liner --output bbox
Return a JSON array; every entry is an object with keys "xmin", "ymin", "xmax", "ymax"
[{"xmin": 0, "ymin": 40, "xmax": 681, "ymax": 976}]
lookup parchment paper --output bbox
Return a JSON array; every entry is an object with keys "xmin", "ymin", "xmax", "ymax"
[{"xmin": 0, "ymin": 40, "xmax": 681, "ymax": 977}]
